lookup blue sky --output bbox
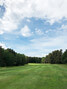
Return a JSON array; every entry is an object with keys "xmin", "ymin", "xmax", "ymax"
[{"xmin": 0, "ymin": 0, "xmax": 67, "ymax": 57}]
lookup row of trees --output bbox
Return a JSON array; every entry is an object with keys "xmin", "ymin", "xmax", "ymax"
[
  {"xmin": 41, "ymin": 49, "xmax": 67, "ymax": 64},
  {"xmin": 0, "ymin": 46, "xmax": 41, "ymax": 67},
  {"xmin": 0, "ymin": 46, "xmax": 27, "ymax": 66},
  {"xmin": 27, "ymin": 57, "xmax": 41, "ymax": 63},
  {"xmin": 0, "ymin": 46, "xmax": 67, "ymax": 67}
]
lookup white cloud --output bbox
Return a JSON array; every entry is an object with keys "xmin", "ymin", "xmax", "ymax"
[
  {"xmin": 0, "ymin": 0, "xmax": 4, "ymax": 5},
  {"xmin": 0, "ymin": 30, "xmax": 4, "ymax": 34},
  {"xmin": 29, "ymin": 28, "xmax": 67, "ymax": 57},
  {"xmin": 25, "ymin": 51, "xmax": 45, "ymax": 57},
  {"xmin": 21, "ymin": 25, "xmax": 32, "ymax": 37},
  {"xmin": 0, "ymin": 0, "xmax": 67, "ymax": 34},
  {"xmin": 35, "ymin": 28, "xmax": 44, "ymax": 35},
  {"xmin": 26, "ymin": 19, "xmax": 31, "ymax": 22},
  {"xmin": 30, "ymin": 36, "xmax": 67, "ymax": 49},
  {"xmin": 0, "ymin": 0, "xmax": 67, "ymax": 57},
  {"xmin": 17, "ymin": 29, "xmax": 67, "ymax": 57},
  {"xmin": 61, "ymin": 24, "xmax": 67, "ymax": 30},
  {"xmin": 0, "ymin": 43, "xmax": 7, "ymax": 49},
  {"xmin": 15, "ymin": 24, "xmax": 67, "ymax": 57}
]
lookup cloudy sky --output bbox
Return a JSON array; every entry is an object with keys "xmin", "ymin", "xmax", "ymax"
[{"xmin": 0, "ymin": 0, "xmax": 67, "ymax": 57}]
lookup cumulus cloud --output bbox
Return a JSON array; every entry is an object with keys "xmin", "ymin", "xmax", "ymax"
[
  {"xmin": 0, "ymin": 42, "xmax": 7, "ymax": 49},
  {"xmin": 21, "ymin": 25, "xmax": 32, "ymax": 37},
  {"xmin": 17, "ymin": 26, "xmax": 67, "ymax": 57},
  {"xmin": 0, "ymin": 0, "xmax": 67, "ymax": 34}
]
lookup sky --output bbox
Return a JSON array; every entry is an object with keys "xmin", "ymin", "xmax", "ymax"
[{"xmin": 0, "ymin": 0, "xmax": 67, "ymax": 57}]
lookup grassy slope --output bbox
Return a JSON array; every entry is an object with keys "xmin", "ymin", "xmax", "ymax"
[{"xmin": 0, "ymin": 64, "xmax": 67, "ymax": 89}]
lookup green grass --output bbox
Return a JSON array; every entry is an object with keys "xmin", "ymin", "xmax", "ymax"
[{"xmin": 0, "ymin": 64, "xmax": 67, "ymax": 89}]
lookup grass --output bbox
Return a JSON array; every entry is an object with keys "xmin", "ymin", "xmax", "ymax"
[{"xmin": 0, "ymin": 64, "xmax": 67, "ymax": 89}]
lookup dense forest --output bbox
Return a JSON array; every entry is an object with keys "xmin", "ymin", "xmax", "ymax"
[
  {"xmin": 41, "ymin": 49, "xmax": 67, "ymax": 64},
  {"xmin": 0, "ymin": 46, "xmax": 67, "ymax": 67},
  {"xmin": 0, "ymin": 46, "xmax": 41, "ymax": 67}
]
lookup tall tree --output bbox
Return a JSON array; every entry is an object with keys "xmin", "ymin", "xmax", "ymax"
[{"xmin": 62, "ymin": 49, "xmax": 67, "ymax": 64}]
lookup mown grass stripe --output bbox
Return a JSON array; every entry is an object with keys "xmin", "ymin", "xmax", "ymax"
[{"xmin": 0, "ymin": 64, "xmax": 67, "ymax": 89}]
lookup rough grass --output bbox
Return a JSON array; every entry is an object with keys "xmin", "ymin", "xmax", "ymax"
[{"xmin": 0, "ymin": 64, "xmax": 67, "ymax": 89}]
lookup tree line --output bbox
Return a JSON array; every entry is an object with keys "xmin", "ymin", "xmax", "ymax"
[
  {"xmin": 41, "ymin": 49, "xmax": 67, "ymax": 64},
  {"xmin": 0, "ymin": 46, "xmax": 67, "ymax": 67},
  {"xmin": 0, "ymin": 46, "xmax": 41, "ymax": 67}
]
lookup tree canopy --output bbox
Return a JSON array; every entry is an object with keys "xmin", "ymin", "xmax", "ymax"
[{"xmin": 0, "ymin": 46, "xmax": 67, "ymax": 67}]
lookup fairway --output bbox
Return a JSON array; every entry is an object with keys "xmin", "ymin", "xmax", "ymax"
[{"xmin": 0, "ymin": 64, "xmax": 67, "ymax": 89}]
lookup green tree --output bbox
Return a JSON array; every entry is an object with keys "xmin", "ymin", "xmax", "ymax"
[
  {"xmin": 41, "ymin": 57, "xmax": 45, "ymax": 63},
  {"xmin": 62, "ymin": 49, "xmax": 67, "ymax": 64},
  {"xmin": 0, "ymin": 46, "xmax": 6, "ymax": 66},
  {"xmin": 45, "ymin": 50, "xmax": 62, "ymax": 64}
]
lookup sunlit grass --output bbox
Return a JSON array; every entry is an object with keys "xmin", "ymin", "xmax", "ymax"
[{"xmin": 0, "ymin": 64, "xmax": 67, "ymax": 89}]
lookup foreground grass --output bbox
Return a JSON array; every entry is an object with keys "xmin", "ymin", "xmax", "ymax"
[{"xmin": 0, "ymin": 64, "xmax": 67, "ymax": 89}]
